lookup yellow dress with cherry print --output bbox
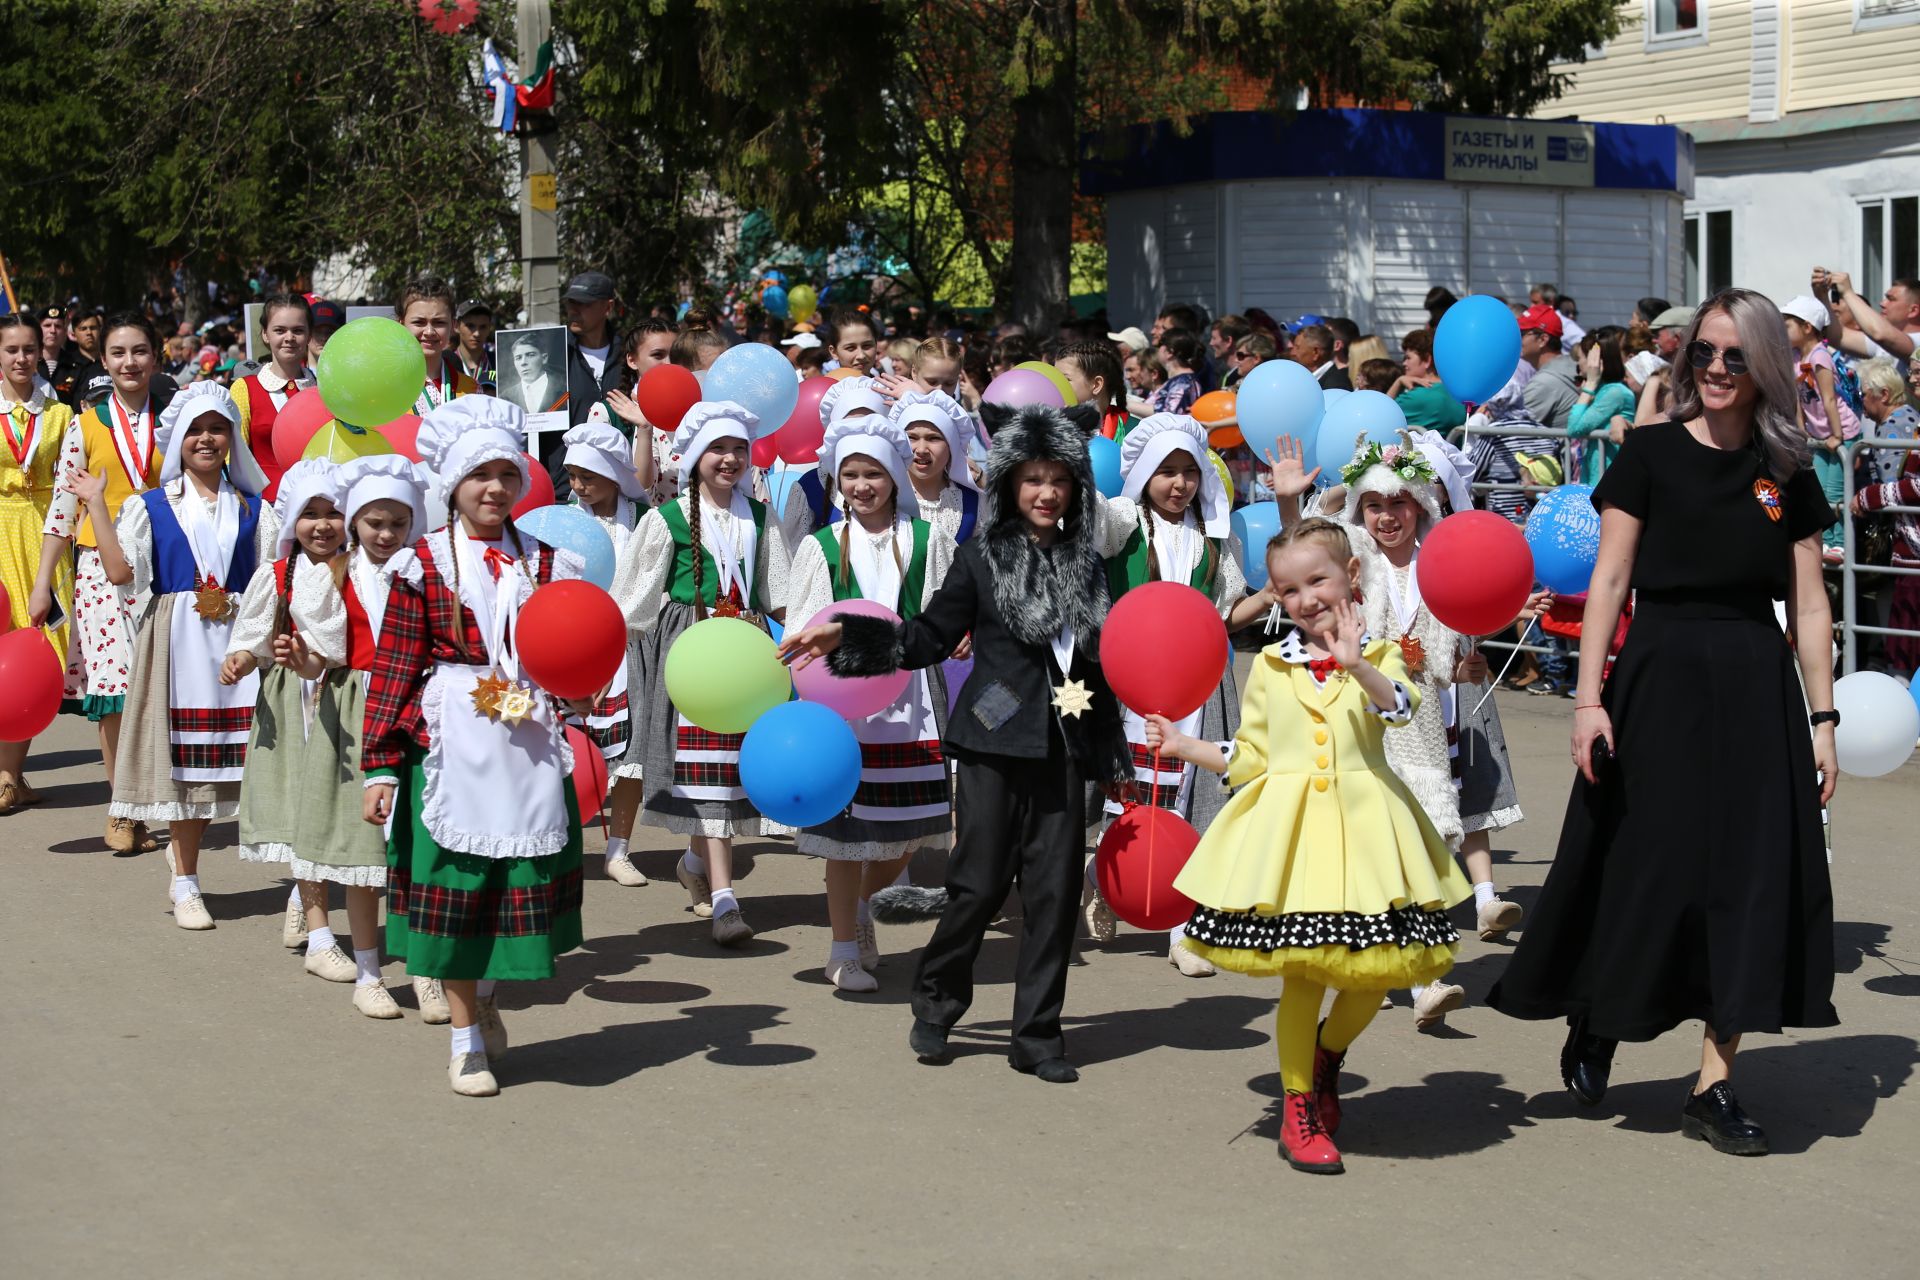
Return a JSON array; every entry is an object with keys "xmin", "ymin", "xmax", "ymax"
[{"xmin": 1, "ymin": 380, "xmax": 74, "ymax": 673}]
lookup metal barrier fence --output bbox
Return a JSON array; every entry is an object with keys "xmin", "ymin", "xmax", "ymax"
[
  {"xmin": 1840, "ymin": 434, "xmax": 1920, "ymax": 675},
  {"xmin": 1457, "ymin": 419, "xmax": 1584, "ymax": 662}
]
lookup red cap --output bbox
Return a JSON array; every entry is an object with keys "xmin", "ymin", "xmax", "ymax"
[{"xmin": 1518, "ymin": 304, "xmax": 1563, "ymax": 338}]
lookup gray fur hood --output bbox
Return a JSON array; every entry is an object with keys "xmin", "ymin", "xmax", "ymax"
[{"xmin": 976, "ymin": 401, "xmax": 1109, "ymax": 650}]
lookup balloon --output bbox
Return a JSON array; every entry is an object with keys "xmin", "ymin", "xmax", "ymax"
[
  {"xmin": 1231, "ymin": 502, "xmax": 1280, "ymax": 589},
  {"xmin": 1014, "ymin": 360, "xmax": 1077, "ymax": 406},
  {"xmin": 739, "ymin": 700, "xmax": 863, "ymax": 828},
  {"xmin": 1101, "ymin": 582, "xmax": 1228, "ymax": 719},
  {"xmin": 1434, "ymin": 294, "xmax": 1523, "ymax": 405},
  {"xmin": 825, "ymin": 367, "xmax": 863, "ymax": 382},
  {"xmin": 663, "ymin": 617, "xmax": 792, "ymax": 734},
  {"xmin": 0, "ymin": 628, "xmax": 63, "ymax": 741},
  {"xmin": 511, "ymin": 455, "xmax": 555, "ymax": 519},
  {"xmin": 302, "ymin": 419, "xmax": 395, "ymax": 464},
  {"xmin": 272, "ymin": 389, "xmax": 337, "ymax": 472},
  {"xmin": 1209, "ymin": 449, "xmax": 1235, "ymax": 506},
  {"xmin": 751, "ymin": 435, "xmax": 780, "ymax": 469},
  {"xmin": 1523, "ymin": 484, "xmax": 1601, "ymax": 595},
  {"xmin": 1911, "ymin": 667, "xmax": 1920, "ymax": 723},
  {"xmin": 983, "ymin": 368, "xmax": 1065, "ymax": 410},
  {"xmin": 1419, "ymin": 511, "xmax": 1535, "ymax": 636},
  {"xmin": 791, "ymin": 600, "xmax": 911, "ymax": 721},
  {"xmin": 315, "ymin": 317, "xmax": 426, "ymax": 428},
  {"xmin": 515, "ymin": 581, "xmax": 625, "ymax": 699},
  {"xmin": 788, "ymin": 283, "xmax": 819, "ymax": 324},
  {"xmin": 942, "ymin": 654, "xmax": 972, "ymax": 718},
  {"xmin": 1191, "ymin": 390, "xmax": 1236, "ymax": 423},
  {"xmin": 1088, "ymin": 434, "xmax": 1123, "ymax": 498},
  {"xmin": 635, "ymin": 364, "xmax": 701, "ymax": 433},
  {"xmin": 1322, "ymin": 387, "xmax": 1350, "ymax": 412},
  {"xmin": 1235, "ymin": 357, "xmax": 1324, "ymax": 461},
  {"xmin": 376, "ymin": 412, "xmax": 422, "ymax": 462},
  {"xmin": 764, "ymin": 270, "xmax": 787, "ymax": 286},
  {"xmin": 515, "ymin": 504, "xmax": 617, "ymax": 590},
  {"xmin": 776, "ymin": 376, "xmax": 833, "ymax": 464},
  {"xmin": 564, "ymin": 724, "xmax": 609, "ymax": 823},
  {"xmin": 763, "ymin": 285, "xmax": 790, "ymax": 319},
  {"xmin": 764, "ymin": 461, "xmax": 805, "ymax": 519},
  {"xmin": 1831, "ymin": 671, "xmax": 1920, "ymax": 777},
  {"xmin": 1313, "ymin": 390, "xmax": 1407, "ymax": 478},
  {"xmin": 1095, "ymin": 804, "xmax": 1200, "ymax": 930},
  {"xmin": 705, "ymin": 341, "xmax": 799, "ymax": 437}
]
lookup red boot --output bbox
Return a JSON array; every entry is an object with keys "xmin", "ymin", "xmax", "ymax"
[
  {"xmin": 1312, "ymin": 1028, "xmax": 1347, "ymax": 1137},
  {"xmin": 1279, "ymin": 1091, "xmax": 1344, "ymax": 1174}
]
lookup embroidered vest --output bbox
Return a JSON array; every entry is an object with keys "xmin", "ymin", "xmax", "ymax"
[
  {"xmin": 810, "ymin": 519, "xmax": 931, "ymax": 621},
  {"xmin": 76, "ymin": 404, "xmax": 161, "ymax": 547},
  {"xmin": 1106, "ymin": 522, "xmax": 1215, "ymax": 603},
  {"xmin": 142, "ymin": 487, "xmax": 262, "ymax": 596},
  {"xmin": 659, "ymin": 496, "xmax": 768, "ymax": 610}
]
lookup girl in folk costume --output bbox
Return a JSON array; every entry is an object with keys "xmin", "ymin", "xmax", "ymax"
[
  {"xmin": 780, "ymin": 376, "xmax": 891, "ymax": 547},
  {"xmin": 399, "ymin": 275, "xmax": 478, "ymax": 418},
  {"xmin": 1148, "ymin": 519, "xmax": 1470, "ymax": 1174},
  {"xmin": 361, "ymin": 397, "xmax": 587, "ymax": 1098},
  {"xmin": 230, "ymin": 293, "xmax": 317, "ymax": 496},
  {"xmin": 87, "ymin": 382, "xmax": 278, "ymax": 929},
  {"xmin": 1087, "ymin": 414, "xmax": 1270, "ymax": 976},
  {"xmin": 610, "ymin": 401, "xmax": 791, "ymax": 948},
  {"xmin": 30, "ymin": 313, "xmax": 172, "ymax": 852},
  {"xmin": 559, "ymin": 420, "xmax": 651, "ymax": 888},
  {"xmin": 785, "ymin": 415, "xmax": 957, "ymax": 992},
  {"xmin": 0, "ymin": 315, "xmax": 74, "ymax": 814},
  {"xmin": 889, "ymin": 389, "xmax": 984, "ymax": 547}
]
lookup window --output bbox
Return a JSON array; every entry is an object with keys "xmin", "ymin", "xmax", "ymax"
[
  {"xmin": 1647, "ymin": 0, "xmax": 1707, "ymax": 47},
  {"xmin": 1683, "ymin": 209, "xmax": 1733, "ymax": 305},
  {"xmin": 1856, "ymin": 1, "xmax": 1920, "ymax": 35},
  {"xmin": 1859, "ymin": 196, "xmax": 1920, "ymax": 302}
]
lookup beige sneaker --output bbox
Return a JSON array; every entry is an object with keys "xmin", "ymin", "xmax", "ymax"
[
  {"xmin": 676, "ymin": 858, "xmax": 713, "ymax": 918},
  {"xmin": 476, "ymin": 997, "xmax": 509, "ymax": 1061},
  {"xmin": 353, "ymin": 981, "xmax": 403, "ymax": 1019},
  {"xmin": 105, "ymin": 816, "xmax": 138, "ymax": 853},
  {"xmin": 854, "ymin": 917, "xmax": 880, "ymax": 971},
  {"xmin": 1169, "ymin": 939, "xmax": 1217, "ymax": 977},
  {"xmin": 281, "ymin": 896, "xmax": 309, "ymax": 949},
  {"xmin": 605, "ymin": 852, "xmax": 648, "ymax": 886},
  {"xmin": 826, "ymin": 956, "xmax": 879, "ymax": 992},
  {"xmin": 448, "ymin": 1052, "xmax": 499, "ymax": 1097},
  {"xmin": 1414, "ymin": 982, "xmax": 1467, "ymax": 1030},
  {"xmin": 304, "ymin": 944, "xmax": 358, "ymax": 983},
  {"xmin": 1477, "ymin": 897, "xmax": 1523, "ymax": 941},
  {"xmin": 414, "ymin": 976, "xmax": 452, "ymax": 1024},
  {"xmin": 172, "ymin": 893, "xmax": 215, "ymax": 930},
  {"xmin": 1083, "ymin": 886, "xmax": 1119, "ymax": 943}
]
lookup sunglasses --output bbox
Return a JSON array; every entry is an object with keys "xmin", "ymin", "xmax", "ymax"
[
  {"xmin": 1686, "ymin": 340, "xmax": 1748, "ymax": 377},
  {"xmin": 1232, "ymin": 348, "xmax": 1259, "ymax": 361}
]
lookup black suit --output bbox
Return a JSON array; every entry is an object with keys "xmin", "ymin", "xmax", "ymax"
[
  {"xmin": 1317, "ymin": 364, "xmax": 1352, "ymax": 392},
  {"xmin": 539, "ymin": 333, "xmax": 626, "ymax": 487}
]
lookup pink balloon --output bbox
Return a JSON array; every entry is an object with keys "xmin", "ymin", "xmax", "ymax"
[
  {"xmin": 793, "ymin": 598, "xmax": 911, "ymax": 721},
  {"xmin": 983, "ymin": 368, "xmax": 1066, "ymax": 410}
]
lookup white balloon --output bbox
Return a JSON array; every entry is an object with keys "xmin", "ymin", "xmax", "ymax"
[{"xmin": 1831, "ymin": 670, "xmax": 1920, "ymax": 778}]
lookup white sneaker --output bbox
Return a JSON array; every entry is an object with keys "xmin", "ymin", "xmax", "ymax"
[
  {"xmin": 605, "ymin": 853, "xmax": 648, "ymax": 887},
  {"xmin": 477, "ymin": 998, "xmax": 509, "ymax": 1061},
  {"xmin": 1414, "ymin": 982, "xmax": 1467, "ymax": 1030},
  {"xmin": 825, "ymin": 957, "xmax": 879, "ymax": 992},
  {"xmin": 304, "ymin": 944, "xmax": 358, "ymax": 983},
  {"xmin": 281, "ymin": 896, "xmax": 308, "ymax": 948},
  {"xmin": 854, "ymin": 917, "xmax": 881, "ymax": 971},
  {"xmin": 414, "ymin": 976, "xmax": 452, "ymax": 1025},
  {"xmin": 676, "ymin": 859, "xmax": 713, "ymax": 918},
  {"xmin": 1083, "ymin": 887, "xmax": 1119, "ymax": 943},
  {"xmin": 448, "ymin": 1052, "xmax": 499, "ymax": 1097},
  {"xmin": 172, "ymin": 893, "xmax": 215, "ymax": 931},
  {"xmin": 1380, "ymin": 992, "xmax": 1396, "ymax": 1010},
  {"xmin": 1169, "ymin": 939, "xmax": 1216, "ymax": 977},
  {"xmin": 353, "ymin": 981, "xmax": 403, "ymax": 1019},
  {"xmin": 1477, "ymin": 897, "xmax": 1523, "ymax": 940}
]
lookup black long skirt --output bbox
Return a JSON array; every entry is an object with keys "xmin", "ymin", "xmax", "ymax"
[{"xmin": 1486, "ymin": 598, "xmax": 1838, "ymax": 1043}]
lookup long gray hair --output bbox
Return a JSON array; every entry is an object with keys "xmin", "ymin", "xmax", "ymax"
[{"xmin": 1667, "ymin": 287, "xmax": 1809, "ymax": 482}]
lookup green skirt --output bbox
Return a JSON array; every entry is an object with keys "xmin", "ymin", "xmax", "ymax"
[
  {"xmin": 385, "ymin": 746, "xmax": 584, "ymax": 980},
  {"xmin": 239, "ymin": 667, "xmax": 388, "ymax": 883}
]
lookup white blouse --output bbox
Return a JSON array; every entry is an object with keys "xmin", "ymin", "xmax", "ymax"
[
  {"xmin": 114, "ymin": 480, "xmax": 283, "ymax": 606},
  {"xmin": 785, "ymin": 519, "xmax": 957, "ymax": 632},
  {"xmin": 227, "ymin": 553, "xmax": 349, "ymax": 665},
  {"xmin": 610, "ymin": 492, "xmax": 792, "ymax": 635}
]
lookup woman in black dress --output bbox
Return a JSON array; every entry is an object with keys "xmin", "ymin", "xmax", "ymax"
[{"xmin": 1487, "ymin": 289, "xmax": 1841, "ymax": 1156}]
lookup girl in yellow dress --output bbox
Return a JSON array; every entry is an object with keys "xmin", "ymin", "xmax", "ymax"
[{"xmin": 1146, "ymin": 517, "xmax": 1468, "ymax": 1175}]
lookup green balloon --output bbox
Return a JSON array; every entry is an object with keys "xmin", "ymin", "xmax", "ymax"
[
  {"xmin": 663, "ymin": 617, "xmax": 792, "ymax": 734},
  {"xmin": 316, "ymin": 317, "xmax": 426, "ymax": 427}
]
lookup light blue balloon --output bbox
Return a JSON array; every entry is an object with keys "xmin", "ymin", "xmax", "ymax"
[
  {"xmin": 1909, "ymin": 668, "xmax": 1919, "ymax": 722},
  {"xmin": 518, "ymin": 504, "xmax": 617, "ymax": 590},
  {"xmin": 1322, "ymin": 387, "xmax": 1350, "ymax": 412},
  {"xmin": 1236, "ymin": 357, "xmax": 1325, "ymax": 461},
  {"xmin": 1523, "ymin": 484, "xmax": 1601, "ymax": 594},
  {"xmin": 763, "ymin": 285, "xmax": 789, "ymax": 319},
  {"xmin": 739, "ymin": 700, "xmax": 863, "ymax": 827},
  {"xmin": 704, "ymin": 341, "xmax": 799, "ymax": 438},
  {"xmin": 1231, "ymin": 501, "xmax": 1280, "ymax": 589},
  {"xmin": 1088, "ymin": 434, "xmax": 1123, "ymax": 498},
  {"xmin": 1434, "ymin": 294, "xmax": 1523, "ymax": 404},
  {"xmin": 1313, "ymin": 389, "xmax": 1407, "ymax": 478},
  {"xmin": 764, "ymin": 461, "xmax": 805, "ymax": 518}
]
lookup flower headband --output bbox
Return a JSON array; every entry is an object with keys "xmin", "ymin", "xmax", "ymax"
[{"xmin": 1340, "ymin": 437, "xmax": 1437, "ymax": 490}]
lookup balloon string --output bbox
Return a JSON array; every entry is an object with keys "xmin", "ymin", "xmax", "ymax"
[
  {"xmin": 1146, "ymin": 745, "xmax": 1161, "ymax": 916},
  {"xmin": 1471, "ymin": 640, "xmax": 1524, "ymax": 719}
]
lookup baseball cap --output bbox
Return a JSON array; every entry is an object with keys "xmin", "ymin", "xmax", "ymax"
[
  {"xmin": 79, "ymin": 366, "xmax": 113, "ymax": 402},
  {"xmin": 1106, "ymin": 325, "xmax": 1150, "ymax": 352},
  {"xmin": 562, "ymin": 271, "xmax": 617, "ymax": 304},
  {"xmin": 1286, "ymin": 314, "xmax": 1327, "ymax": 334},
  {"xmin": 457, "ymin": 298, "xmax": 492, "ymax": 319},
  {"xmin": 1778, "ymin": 295, "xmax": 1830, "ymax": 330},
  {"xmin": 779, "ymin": 332, "xmax": 822, "ymax": 349},
  {"xmin": 1650, "ymin": 305, "xmax": 1695, "ymax": 331},
  {"xmin": 307, "ymin": 298, "xmax": 344, "ymax": 330},
  {"xmin": 1518, "ymin": 304, "xmax": 1564, "ymax": 338}
]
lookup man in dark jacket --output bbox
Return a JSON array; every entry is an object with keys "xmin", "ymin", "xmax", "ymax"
[
  {"xmin": 36, "ymin": 307, "xmax": 82, "ymax": 408},
  {"xmin": 540, "ymin": 270, "xmax": 627, "ymax": 482}
]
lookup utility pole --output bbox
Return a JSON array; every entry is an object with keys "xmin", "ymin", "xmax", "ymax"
[{"xmin": 518, "ymin": 0, "xmax": 560, "ymax": 325}]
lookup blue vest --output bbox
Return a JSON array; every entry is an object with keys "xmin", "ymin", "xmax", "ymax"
[
  {"xmin": 801, "ymin": 469, "xmax": 978, "ymax": 543},
  {"xmin": 142, "ymin": 487, "xmax": 262, "ymax": 596}
]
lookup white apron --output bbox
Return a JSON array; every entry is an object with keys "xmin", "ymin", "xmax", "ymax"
[
  {"xmin": 844, "ymin": 516, "xmax": 945, "ymax": 824},
  {"xmin": 167, "ymin": 482, "xmax": 258, "ymax": 782}
]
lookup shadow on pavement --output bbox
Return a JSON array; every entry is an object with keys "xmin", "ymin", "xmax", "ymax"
[
  {"xmin": 1238, "ymin": 1068, "xmax": 1533, "ymax": 1158},
  {"xmin": 506, "ymin": 1002, "xmax": 816, "ymax": 1086}
]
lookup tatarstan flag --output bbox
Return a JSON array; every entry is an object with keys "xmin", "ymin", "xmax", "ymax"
[{"xmin": 516, "ymin": 36, "xmax": 553, "ymax": 111}]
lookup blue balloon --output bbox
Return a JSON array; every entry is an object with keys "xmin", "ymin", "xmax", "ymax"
[
  {"xmin": 764, "ymin": 461, "xmax": 805, "ymax": 518},
  {"xmin": 1908, "ymin": 667, "xmax": 1919, "ymax": 723},
  {"xmin": 763, "ymin": 285, "xmax": 789, "ymax": 319},
  {"xmin": 1231, "ymin": 501, "xmax": 1280, "ymax": 589},
  {"xmin": 1322, "ymin": 387, "xmax": 1350, "ymax": 413},
  {"xmin": 516, "ymin": 503, "xmax": 617, "ymax": 590},
  {"xmin": 1523, "ymin": 484, "xmax": 1601, "ymax": 594},
  {"xmin": 1088, "ymin": 434, "xmax": 1123, "ymax": 498},
  {"xmin": 739, "ymin": 700, "xmax": 863, "ymax": 828},
  {"xmin": 1235, "ymin": 358, "xmax": 1325, "ymax": 461},
  {"xmin": 704, "ymin": 341, "xmax": 799, "ymax": 438},
  {"xmin": 1313, "ymin": 390, "xmax": 1407, "ymax": 478},
  {"xmin": 764, "ymin": 269, "xmax": 787, "ymax": 285},
  {"xmin": 1433, "ymin": 294, "xmax": 1523, "ymax": 404}
]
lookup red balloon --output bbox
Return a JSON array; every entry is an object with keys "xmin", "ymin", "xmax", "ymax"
[
  {"xmin": 564, "ymin": 724, "xmax": 610, "ymax": 824},
  {"xmin": 0, "ymin": 581, "xmax": 12, "ymax": 635},
  {"xmin": 635, "ymin": 364, "xmax": 701, "ymax": 433},
  {"xmin": 271, "ymin": 389, "xmax": 336, "ymax": 472},
  {"xmin": 511, "ymin": 455, "xmax": 555, "ymax": 519},
  {"xmin": 0, "ymin": 628, "xmax": 64, "ymax": 741},
  {"xmin": 775, "ymin": 375, "xmax": 834, "ymax": 464},
  {"xmin": 1419, "ymin": 511, "xmax": 1535, "ymax": 637},
  {"xmin": 1095, "ymin": 804, "xmax": 1199, "ymax": 930},
  {"xmin": 516, "ymin": 580, "xmax": 625, "ymax": 699},
  {"xmin": 751, "ymin": 434, "xmax": 780, "ymax": 469},
  {"xmin": 376, "ymin": 413, "xmax": 423, "ymax": 462},
  {"xmin": 1100, "ymin": 582, "xmax": 1228, "ymax": 720}
]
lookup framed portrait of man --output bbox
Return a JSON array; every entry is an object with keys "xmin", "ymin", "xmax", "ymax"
[{"xmin": 494, "ymin": 324, "xmax": 570, "ymax": 445}]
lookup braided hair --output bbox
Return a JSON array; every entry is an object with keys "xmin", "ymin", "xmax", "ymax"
[
  {"xmin": 688, "ymin": 491, "xmax": 707, "ymax": 621},
  {"xmin": 828, "ymin": 471, "xmax": 904, "ymax": 596}
]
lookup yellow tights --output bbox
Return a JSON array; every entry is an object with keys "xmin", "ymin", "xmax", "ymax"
[{"xmin": 1276, "ymin": 979, "xmax": 1385, "ymax": 1093}]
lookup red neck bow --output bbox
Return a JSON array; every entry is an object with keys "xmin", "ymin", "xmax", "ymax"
[
  {"xmin": 1306, "ymin": 656, "xmax": 1343, "ymax": 682},
  {"xmin": 481, "ymin": 545, "xmax": 517, "ymax": 581}
]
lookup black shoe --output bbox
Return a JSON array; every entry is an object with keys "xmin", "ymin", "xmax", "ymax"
[
  {"xmin": 1012, "ymin": 1056, "xmax": 1079, "ymax": 1084},
  {"xmin": 1681, "ymin": 1081, "xmax": 1769, "ymax": 1155},
  {"xmin": 908, "ymin": 1019, "xmax": 950, "ymax": 1063},
  {"xmin": 1560, "ymin": 1016, "xmax": 1617, "ymax": 1106}
]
